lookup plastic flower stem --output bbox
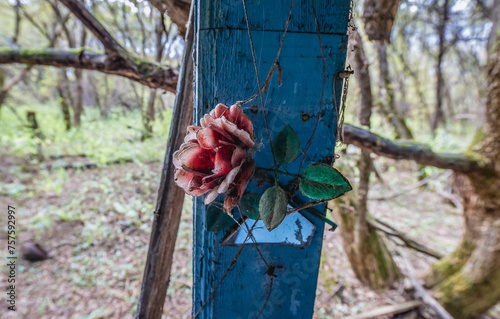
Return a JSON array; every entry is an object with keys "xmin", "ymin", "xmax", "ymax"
[
  {"xmin": 255, "ymin": 167, "xmax": 299, "ymax": 178},
  {"xmin": 302, "ymin": 207, "xmax": 338, "ymax": 231},
  {"xmin": 289, "ymin": 198, "xmax": 338, "ymax": 231}
]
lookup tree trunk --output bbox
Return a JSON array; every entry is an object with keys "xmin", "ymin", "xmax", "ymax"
[
  {"xmin": 0, "ymin": 67, "xmax": 5, "ymax": 112},
  {"xmin": 362, "ymin": 0, "xmax": 401, "ymax": 42},
  {"xmin": 425, "ymin": 25, "xmax": 500, "ymax": 318},
  {"xmin": 72, "ymin": 29, "xmax": 87, "ymax": 127},
  {"xmin": 350, "ymin": 32, "xmax": 372, "ymax": 127},
  {"xmin": 334, "ymin": 150, "xmax": 401, "ymax": 290},
  {"xmin": 375, "ymin": 41, "xmax": 414, "ymax": 140},
  {"xmin": 430, "ymin": 0, "xmax": 449, "ymax": 134},
  {"xmin": 26, "ymin": 111, "xmax": 44, "ymax": 162},
  {"xmin": 73, "ymin": 69, "xmax": 84, "ymax": 127},
  {"xmin": 58, "ymin": 69, "xmax": 74, "ymax": 130},
  {"xmin": 12, "ymin": 0, "xmax": 21, "ymax": 45},
  {"xmin": 143, "ymin": 88, "xmax": 157, "ymax": 138},
  {"xmin": 57, "ymin": 73, "xmax": 72, "ymax": 131},
  {"xmin": 57, "ymin": 83, "xmax": 72, "ymax": 131},
  {"xmin": 88, "ymin": 72, "xmax": 105, "ymax": 118},
  {"xmin": 142, "ymin": 12, "xmax": 164, "ymax": 138},
  {"xmin": 332, "ymin": 31, "xmax": 400, "ymax": 291}
]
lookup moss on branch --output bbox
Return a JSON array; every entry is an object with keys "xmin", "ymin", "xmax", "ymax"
[
  {"xmin": 343, "ymin": 124, "xmax": 490, "ymax": 175},
  {"xmin": 0, "ymin": 47, "xmax": 178, "ymax": 93}
]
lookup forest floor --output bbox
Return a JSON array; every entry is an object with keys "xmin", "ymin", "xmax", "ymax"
[{"xmin": 0, "ymin": 154, "xmax": 499, "ymax": 319}]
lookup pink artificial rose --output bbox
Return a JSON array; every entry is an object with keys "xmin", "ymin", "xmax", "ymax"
[{"xmin": 173, "ymin": 103, "xmax": 256, "ymax": 212}]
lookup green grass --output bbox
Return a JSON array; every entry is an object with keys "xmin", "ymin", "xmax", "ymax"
[
  {"xmin": 0, "ymin": 103, "xmax": 172, "ymax": 164},
  {"xmin": 0, "ymin": 103, "xmax": 173, "ymax": 242}
]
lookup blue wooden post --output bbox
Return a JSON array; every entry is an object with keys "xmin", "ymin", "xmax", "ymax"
[{"xmin": 193, "ymin": 0, "xmax": 350, "ymax": 318}]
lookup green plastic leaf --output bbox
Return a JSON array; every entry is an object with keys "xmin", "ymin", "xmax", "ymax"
[
  {"xmin": 299, "ymin": 164, "xmax": 352, "ymax": 200},
  {"xmin": 273, "ymin": 125, "xmax": 300, "ymax": 165},
  {"xmin": 205, "ymin": 204, "xmax": 234, "ymax": 232},
  {"xmin": 239, "ymin": 193, "xmax": 261, "ymax": 220},
  {"xmin": 259, "ymin": 185, "xmax": 288, "ymax": 231}
]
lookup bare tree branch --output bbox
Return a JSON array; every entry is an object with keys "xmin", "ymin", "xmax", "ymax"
[
  {"xmin": 343, "ymin": 124, "xmax": 485, "ymax": 174},
  {"xmin": 368, "ymin": 217, "xmax": 444, "ymax": 260},
  {"xmin": 149, "ymin": 0, "xmax": 191, "ymax": 36},
  {"xmin": 48, "ymin": 0, "xmax": 76, "ymax": 47},
  {"xmin": 398, "ymin": 247, "xmax": 454, "ymax": 319},
  {"xmin": 58, "ymin": 0, "xmax": 126, "ymax": 55},
  {"xmin": 0, "ymin": 48, "xmax": 177, "ymax": 93},
  {"xmin": 1, "ymin": 66, "xmax": 31, "ymax": 94},
  {"xmin": 349, "ymin": 30, "xmax": 372, "ymax": 127},
  {"xmin": 363, "ymin": 0, "xmax": 401, "ymax": 42},
  {"xmin": 0, "ymin": 66, "xmax": 31, "ymax": 108},
  {"xmin": 20, "ymin": 5, "xmax": 61, "ymax": 45}
]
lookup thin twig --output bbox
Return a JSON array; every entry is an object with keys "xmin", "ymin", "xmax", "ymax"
[
  {"xmin": 255, "ymin": 277, "xmax": 274, "ymax": 319},
  {"xmin": 368, "ymin": 218, "xmax": 444, "ymax": 259},
  {"xmin": 194, "ymin": 218, "xmax": 260, "ymax": 318},
  {"xmin": 343, "ymin": 301, "xmax": 422, "ymax": 319},
  {"xmin": 397, "ymin": 247, "xmax": 454, "ymax": 319},
  {"xmin": 242, "ymin": 0, "xmax": 278, "ymax": 174},
  {"xmin": 369, "ymin": 171, "xmax": 450, "ymax": 201},
  {"xmin": 242, "ymin": 218, "xmax": 270, "ymax": 268},
  {"xmin": 240, "ymin": 0, "xmax": 295, "ymax": 106},
  {"xmin": 435, "ymin": 180, "xmax": 463, "ymax": 210},
  {"xmin": 300, "ymin": 0, "xmax": 327, "ymax": 169},
  {"xmin": 288, "ymin": 198, "xmax": 329, "ymax": 214},
  {"xmin": 59, "ymin": 0, "xmax": 127, "ymax": 55},
  {"xmin": 1, "ymin": 66, "xmax": 31, "ymax": 93},
  {"xmin": 289, "ymin": 197, "xmax": 338, "ymax": 230}
]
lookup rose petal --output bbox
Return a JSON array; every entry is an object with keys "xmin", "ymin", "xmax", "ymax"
[
  {"xmin": 207, "ymin": 123, "xmax": 234, "ymax": 142},
  {"xmin": 190, "ymin": 188, "xmax": 210, "ymax": 196},
  {"xmin": 173, "ymin": 142, "xmax": 195, "ymax": 169},
  {"xmin": 210, "ymin": 103, "xmax": 229, "ymax": 119},
  {"xmin": 187, "ymin": 175, "xmax": 210, "ymax": 196},
  {"xmin": 200, "ymin": 114, "xmax": 215, "ymax": 128},
  {"xmin": 218, "ymin": 160, "xmax": 244, "ymax": 193},
  {"xmin": 173, "ymin": 142, "xmax": 215, "ymax": 173},
  {"xmin": 223, "ymin": 159, "xmax": 255, "ymax": 212},
  {"xmin": 214, "ymin": 146, "xmax": 234, "ymax": 174},
  {"xmin": 236, "ymin": 159, "xmax": 255, "ymax": 197},
  {"xmin": 174, "ymin": 169, "xmax": 209, "ymax": 196},
  {"xmin": 227, "ymin": 104, "xmax": 254, "ymax": 137},
  {"xmin": 181, "ymin": 165, "xmax": 209, "ymax": 177},
  {"xmin": 216, "ymin": 117, "xmax": 255, "ymax": 148},
  {"xmin": 227, "ymin": 103, "xmax": 243, "ymax": 123},
  {"xmin": 219, "ymin": 140, "xmax": 237, "ymax": 147},
  {"xmin": 184, "ymin": 125, "xmax": 201, "ymax": 142},
  {"xmin": 231, "ymin": 147, "xmax": 247, "ymax": 167},
  {"xmin": 188, "ymin": 174, "xmax": 202, "ymax": 190},
  {"xmin": 202, "ymin": 172, "xmax": 225, "ymax": 184},
  {"xmin": 196, "ymin": 127, "xmax": 224, "ymax": 149},
  {"xmin": 188, "ymin": 125, "xmax": 201, "ymax": 133},
  {"xmin": 237, "ymin": 112, "xmax": 254, "ymax": 137},
  {"xmin": 204, "ymin": 186, "xmax": 220, "ymax": 205},
  {"xmin": 223, "ymin": 195, "xmax": 239, "ymax": 213},
  {"xmin": 174, "ymin": 169, "xmax": 193, "ymax": 190}
]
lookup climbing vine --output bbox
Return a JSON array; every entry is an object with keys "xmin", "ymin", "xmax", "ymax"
[
  {"xmin": 173, "ymin": 108, "xmax": 352, "ymax": 232},
  {"xmin": 173, "ymin": 0, "xmax": 353, "ymax": 234}
]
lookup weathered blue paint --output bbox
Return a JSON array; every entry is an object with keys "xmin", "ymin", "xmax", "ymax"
[{"xmin": 193, "ymin": 0, "xmax": 350, "ymax": 318}]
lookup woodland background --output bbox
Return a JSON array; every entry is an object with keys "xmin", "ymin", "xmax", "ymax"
[{"xmin": 0, "ymin": 0, "xmax": 499, "ymax": 318}]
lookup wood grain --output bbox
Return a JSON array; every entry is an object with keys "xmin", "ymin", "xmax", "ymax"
[
  {"xmin": 135, "ymin": 5, "xmax": 194, "ymax": 318},
  {"xmin": 193, "ymin": 0, "xmax": 350, "ymax": 317}
]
